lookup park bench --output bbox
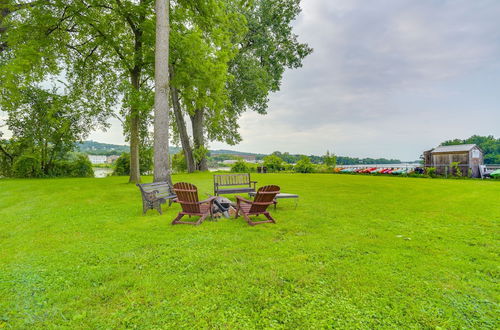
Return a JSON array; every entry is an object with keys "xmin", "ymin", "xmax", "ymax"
[
  {"xmin": 136, "ymin": 181, "xmax": 176, "ymax": 215},
  {"xmin": 213, "ymin": 173, "xmax": 257, "ymax": 196}
]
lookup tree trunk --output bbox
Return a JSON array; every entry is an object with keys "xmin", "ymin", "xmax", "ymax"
[
  {"xmin": 170, "ymin": 85, "xmax": 195, "ymax": 172},
  {"xmin": 191, "ymin": 109, "xmax": 208, "ymax": 171},
  {"xmin": 153, "ymin": 0, "xmax": 171, "ymax": 183},
  {"xmin": 129, "ymin": 71, "xmax": 141, "ymax": 184},
  {"xmin": 0, "ymin": 143, "xmax": 13, "ymax": 162}
]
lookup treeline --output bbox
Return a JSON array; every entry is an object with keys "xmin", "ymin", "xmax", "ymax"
[
  {"xmin": 440, "ymin": 135, "xmax": 500, "ymax": 164},
  {"xmin": 265, "ymin": 151, "xmax": 402, "ymax": 165},
  {"xmin": 76, "ymin": 141, "xmax": 130, "ymax": 156}
]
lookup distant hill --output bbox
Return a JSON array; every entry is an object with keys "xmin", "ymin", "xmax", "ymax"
[
  {"xmin": 210, "ymin": 149, "xmax": 265, "ymax": 157},
  {"xmin": 77, "ymin": 141, "xmax": 129, "ymax": 155},
  {"xmin": 77, "ymin": 141, "xmax": 181, "ymax": 155}
]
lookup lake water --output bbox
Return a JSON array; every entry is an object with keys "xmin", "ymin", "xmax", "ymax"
[{"xmin": 93, "ymin": 167, "xmax": 113, "ymax": 178}]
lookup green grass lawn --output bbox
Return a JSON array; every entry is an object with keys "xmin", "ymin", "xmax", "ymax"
[{"xmin": 1, "ymin": 173, "xmax": 499, "ymax": 328}]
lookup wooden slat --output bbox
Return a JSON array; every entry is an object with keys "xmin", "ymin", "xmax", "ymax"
[
  {"xmin": 174, "ymin": 182, "xmax": 201, "ymax": 214},
  {"xmin": 250, "ymin": 185, "xmax": 280, "ymax": 213}
]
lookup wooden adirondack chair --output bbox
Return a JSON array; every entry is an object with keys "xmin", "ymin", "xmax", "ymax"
[
  {"xmin": 172, "ymin": 182, "xmax": 215, "ymax": 225},
  {"xmin": 235, "ymin": 185, "xmax": 280, "ymax": 226}
]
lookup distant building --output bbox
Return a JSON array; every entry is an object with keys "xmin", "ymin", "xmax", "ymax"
[
  {"xmin": 423, "ymin": 144, "xmax": 483, "ymax": 178},
  {"xmin": 240, "ymin": 155, "xmax": 256, "ymax": 162},
  {"xmin": 88, "ymin": 155, "xmax": 107, "ymax": 164},
  {"xmin": 106, "ymin": 155, "xmax": 119, "ymax": 164},
  {"xmin": 222, "ymin": 155, "xmax": 257, "ymax": 165}
]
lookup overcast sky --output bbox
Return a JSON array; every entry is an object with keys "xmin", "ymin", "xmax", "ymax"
[{"xmin": 4, "ymin": 0, "xmax": 499, "ymax": 160}]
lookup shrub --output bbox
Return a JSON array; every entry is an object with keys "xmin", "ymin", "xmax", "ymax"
[
  {"xmin": 113, "ymin": 151, "xmax": 152, "ymax": 176},
  {"xmin": 425, "ymin": 167, "xmax": 436, "ymax": 178},
  {"xmin": 113, "ymin": 153, "xmax": 130, "ymax": 176},
  {"xmin": 451, "ymin": 162, "xmax": 462, "ymax": 177},
  {"xmin": 172, "ymin": 151, "xmax": 187, "ymax": 173},
  {"xmin": 139, "ymin": 148, "xmax": 153, "ymax": 175},
  {"xmin": 48, "ymin": 160, "xmax": 72, "ymax": 177},
  {"xmin": 13, "ymin": 155, "xmax": 42, "ymax": 178},
  {"xmin": 70, "ymin": 154, "xmax": 94, "ymax": 177},
  {"xmin": 295, "ymin": 156, "xmax": 314, "ymax": 173},
  {"xmin": 263, "ymin": 155, "xmax": 284, "ymax": 172},
  {"xmin": 314, "ymin": 164, "xmax": 331, "ymax": 173},
  {"xmin": 46, "ymin": 154, "xmax": 94, "ymax": 178},
  {"xmin": 324, "ymin": 151, "xmax": 337, "ymax": 169},
  {"xmin": 231, "ymin": 160, "xmax": 250, "ymax": 173}
]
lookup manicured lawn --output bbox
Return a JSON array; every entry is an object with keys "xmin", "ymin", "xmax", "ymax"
[{"xmin": 0, "ymin": 173, "xmax": 499, "ymax": 328}]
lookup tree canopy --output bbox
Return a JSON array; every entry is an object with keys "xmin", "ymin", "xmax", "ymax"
[{"xmin": 0, "ymin": 0, "xmax": 313, "ymax": 178}]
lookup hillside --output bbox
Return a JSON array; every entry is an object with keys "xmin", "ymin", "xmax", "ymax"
[{"xmin": 77, "ymin": 141, "xmax": 181, "ymax": 155}]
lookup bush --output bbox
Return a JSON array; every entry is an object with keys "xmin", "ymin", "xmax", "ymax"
[
  {"xmin": 314, "ymin": 164, "xmax": 331, "ymax": 173},
  {"xmin": 46, "ymin": 154, "xmax": 94, "ymax": 178},
  {"xmin": 295, "ymin": 156, "xmax": 314, "ymax": 173},
  {"xmin": 112, "ymin": 150, "xmax": 152, "ymax": 176},
  {"xmin": 324, "ymin": 151, "xmax": 337, "ymax": 169},
  {"xmin": 48, "ymin": 160, "xmax": 72, "ymax": 177},
  {"xmin": 13, "ymin": 155, "xmax": 42, "ymax": 178},
  {"xmin": 425, "ymin": 167, "xmax": 437, "ymax": 178},
  {"xmin": 263, "ymin": 155, "xmax": 284, "ymax": 172},
  {"xmin": 70, "ymin": 154, "xmax": 94, "ymax": 177},
  {"xmin": 113, "ymin": 153, "xmax": 130, "ymax": 176},
  {"xmin": 451, "ymin": 162, "xmax": 462, "ymax": 177},
  {"xmin": 231, "ymin": 160, "xmax": 250, "ymax": 173},
  {"xmin": 140, "ymin": 148, "xmax": 153, "ymax": 175},
  {"xmin": 172, "ymin": 151, "xmax": 187, "ymax": 173}
]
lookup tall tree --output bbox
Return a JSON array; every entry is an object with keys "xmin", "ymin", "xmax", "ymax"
[
  {"xmin": 2, "ymin": 86, "xmax": 100, "ymax": 175},
  {"xmin": 169, "ymin": 0, "xmax": 312, "ymax": 171},
  {"xmin": 0, "ymin": 0, "xmax": 156, "ymax": 183},
  {"xmin": 153, "ymin": 0, "xmax": 170, "ymax": 183},
  {"xmin": 169, "ymin": 1, "xmax": 245, "ymax": 171}
]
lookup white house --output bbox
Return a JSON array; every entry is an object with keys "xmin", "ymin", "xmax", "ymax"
[{"xmin": 88, "ymin": 155, "xmax": 107, "ymax": 164}]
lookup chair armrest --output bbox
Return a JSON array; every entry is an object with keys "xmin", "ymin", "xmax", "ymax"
[
  {"xmin": 143, "ymin": 190, "xmax": 160, "ymax": 202},
  {"xmin": 249, "ymin": 181, "xmax": 257, "ymax": 189},
  {"xmin": 235, "ymin": 195, "xmax": 253, "ymax": 204}
]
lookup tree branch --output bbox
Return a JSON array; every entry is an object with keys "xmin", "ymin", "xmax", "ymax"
[{"xmin": 0, "ymin": 142, "xmax": 13, "ymax": 161}]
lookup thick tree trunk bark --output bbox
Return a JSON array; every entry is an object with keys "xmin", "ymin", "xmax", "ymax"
[
  {"xmin": 170, "ymin": 85, "xmax": 195, "ymax": 172},
  {"xmin": 153, "ymin": 0, "xmax": 171, "ymax": 183},
  {"xmin": 191, "ymin": 109, "xmax": 208, "ymax": 171},
  {"xmin": 129, "ymin": 72, "xmax": 141, "ymax": 184}
]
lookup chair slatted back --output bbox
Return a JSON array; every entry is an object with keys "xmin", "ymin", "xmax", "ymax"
[
  {"xmin": 138, "ymin": 182, "xmax": 175, "ymax": 198},
  {"xmin": 214, "ymin": 173, "xmax": 251, "ymax": 186},
  {"xmin": 173, "ymin": 182, "xmax": 200, "ymax": 214},
  {"xmin": 250, "ymin": 185, "xmax": 280, "ymax": 213}
]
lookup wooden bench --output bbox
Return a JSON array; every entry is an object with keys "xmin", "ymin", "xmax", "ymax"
[
  {"xmin": 214, "ymin": 173, "xmax": 257, "ymax": 196},
  {"xmin": 136, "ymin": 182, "xmax": 176, "ymax": 215}
]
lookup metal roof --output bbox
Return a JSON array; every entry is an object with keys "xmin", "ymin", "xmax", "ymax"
[{"xmin": 431, "ymin": 144, "xmax": 478, "ymax": 153}]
